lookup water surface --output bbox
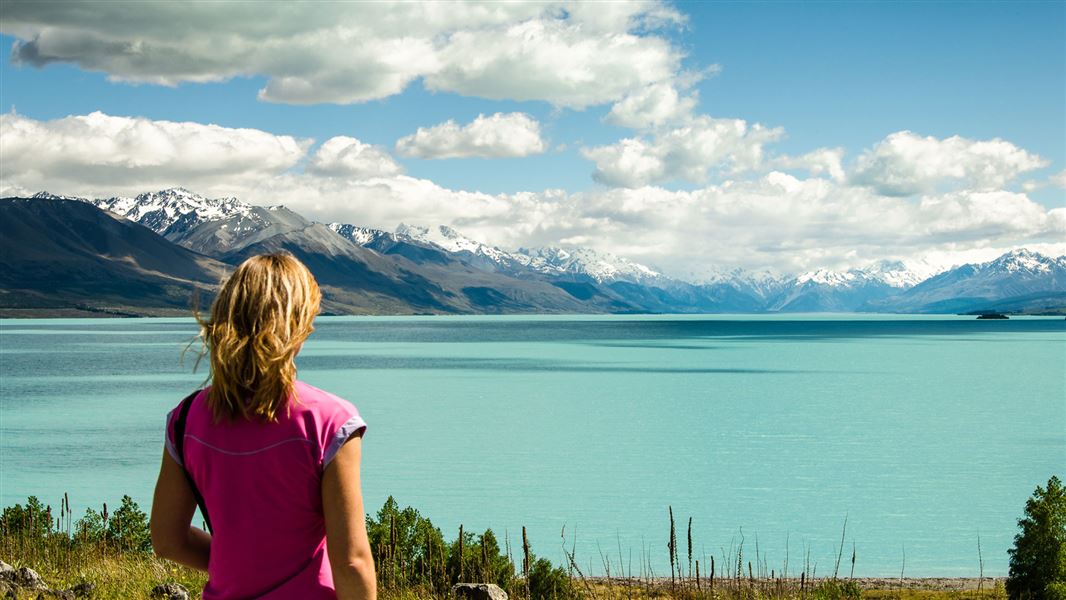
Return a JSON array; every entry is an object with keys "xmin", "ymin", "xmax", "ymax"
[{"xmin": 1, "ymin": 314, "xmax": 1063, "ymax": 577}]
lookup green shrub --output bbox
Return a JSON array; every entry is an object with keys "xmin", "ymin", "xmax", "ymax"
[
  {"xmin": 813, "ymin": 579, "xmax": 863, "ymax": 600},
  {"xmin": 0, "ymin": 496, "xmax": 52, "ymax": 539},
  {"xmin": 1007, "ymin": 476, "xmax": 1066, "ymax": 600},
  {"xmin": 528, "ymin": 556, "xmax": 576, "ymax": 600},
  {"xmin": 1045, "ymin": 582, "xmax": 1066, "ymax": 600},
  {"xmin": 74, "ymin": 506, "xmax": 107, "ymax": 544},
  {"xmin": 107, "ymin": 495, "xmax": 151, "ymax": 552}
]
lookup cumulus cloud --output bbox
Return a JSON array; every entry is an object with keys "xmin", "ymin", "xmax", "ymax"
[
  {"xmin": 1022, "ymin": 168, "xmax": 1066, "ymax": 193},
  {"xmin": 582, "ymin": 116, "xmax": 784, "ymax": 187},
  {"xmin": 4, "ymin": 110, "xmax": 1061, "ymax": 278},
  {"xmin": 606, "ymin": 82, "xmax": 698, "ymax": 130},
  {"xmin": 2, "ymin": 1, "xmax": 684, "ymax": 107},
  {"xmin": 230, "ymin": 169, "xmax": 1066, "ymax": 277},
  {"xmin": 424, "ymin": 18, "xmax": 680, "ymax": 108},
  {"xmin": 395, "ymin": 113, "xmax": 546, "ymax": 159},
  {"xmin": 307, "ymin": 137, "xmax": 403, "ymax": 178},
  {"xmin": 0, "ymin": 110, "xmax": 309, "ymax": 198},
  {"xmin": 768, "ymin": 148, "xmax": 846, "ymax": 182},
  {"xmin": 850, "ymin": 130, "xmax": 1048, "ymax": 196}
]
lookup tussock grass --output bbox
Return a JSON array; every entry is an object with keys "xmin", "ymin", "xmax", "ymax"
[{"xmin": 2, "ymin": 494, "xmax": 1003, "ymax": 600}]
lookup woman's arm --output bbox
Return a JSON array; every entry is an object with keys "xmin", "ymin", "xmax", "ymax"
[
  {"xmin": 149, "ymin": 449, "xmax": 212, "ymax": 570},
  {"xmin": 323, "ymin": 433, "xmax": 377, "ymax": 600}
]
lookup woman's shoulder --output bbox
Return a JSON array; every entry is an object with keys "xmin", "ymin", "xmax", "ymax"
[
  {"xmin": 292, "ymin": 381, "xmax": 367, "ymax": 460},
  {"xmin": 292, "ymin": 380, "xmax": 359, "ymax": 414}
]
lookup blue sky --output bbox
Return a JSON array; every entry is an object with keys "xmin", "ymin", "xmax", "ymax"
[{"xmin": 0, "ymin": 1, "xmax": 1063, "ymax": 275}]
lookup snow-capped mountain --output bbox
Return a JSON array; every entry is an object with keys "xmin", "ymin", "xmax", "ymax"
[
  {"xmin": 758, "ymin": 258, "xmax": 951, "ymax": 312},
  {"xmin": 16, "ymin": 189, "xmax": 1066, "ymax": 315},
  {"xmin": 386, "ymin": 223, "xmax": 667, "ymax": 284},
  {"xmin": 512, "ymin": 246, "xmax": 664, "ymax": 284},
  {"xmin": 79, "ymin": 188, "xmax": 252, "ymax": 236},
  {"xmin": 876, "ymin": 249, "xmax": 1066, "ymax": 313},
  {"xmin": 32, "ymin": 191, "xmax": 88, "ymax": 202},
  {"xmin": 395, "ymin": 223, "xmax": 528, "ymax": 272},
  {"xmin": 860, "ymin": 259, "xmax": 944, "ymax": 288},
  {"xmin": 39, "ymin": 188, "xmax": 307, "ymax": 256},
  {"xmin": 327, "ymin": 223, "xmax": 392, "ymax": 247}
]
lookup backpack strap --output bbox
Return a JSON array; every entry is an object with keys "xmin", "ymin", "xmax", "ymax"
[{"xmin": 174, "ymin": 389, "xmax": 213, "ymax": 534}]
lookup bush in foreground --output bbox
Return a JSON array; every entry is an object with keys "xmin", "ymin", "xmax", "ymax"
[{"xmin": 1007, "ymin": 476, "xmax": 1066, "ymax": 600}]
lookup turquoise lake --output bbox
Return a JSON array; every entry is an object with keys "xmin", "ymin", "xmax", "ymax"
[{"xmin": 1, "ymin": 315, "xmax": 1064, "ymax": 577}]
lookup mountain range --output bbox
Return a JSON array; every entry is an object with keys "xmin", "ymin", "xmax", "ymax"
[{"xmin": 2, "ymin": 188, "xmax": 1064, "ymax": 317}]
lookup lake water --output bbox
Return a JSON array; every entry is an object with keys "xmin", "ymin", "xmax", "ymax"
[{"xmin": 1, "ymin": 315, "xmax": 1064, "ymax": 577}]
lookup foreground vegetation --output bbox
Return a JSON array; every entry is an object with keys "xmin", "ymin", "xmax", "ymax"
[{"xmin": 1, "ymin": 477, "xmax": 1062, "ymax": 599}]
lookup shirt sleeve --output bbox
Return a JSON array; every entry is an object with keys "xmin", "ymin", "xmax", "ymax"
[
  {"xmin": 164, "ymin": 406, "xmax": 184, "ymax": 467},
  {"xmin": 320, "ymin": 398, "xmax": 367, "ymax": 469}
]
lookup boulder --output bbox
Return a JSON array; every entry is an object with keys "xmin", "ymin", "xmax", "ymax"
[
  {"xmin": 16, "ymin": 567, "xmax": 46, "ymax": 589},
  {"xmin": 68, "ymin": 582, "xmax": 95, "ymax": 598},
  {"xmin": 0, "ymin": 561, "xmax": 13, "ymax": 579},
  {"xmin": 452, "ymin": 582, "xmax": 509, "ymax": 600},
  {"xmin": 151, "ymin": 583, "xmax": 190, "ymax": 600}
]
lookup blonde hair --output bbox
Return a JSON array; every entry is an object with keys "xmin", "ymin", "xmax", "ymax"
[{"xmin": 191, "ymin": 252, "xmax": 321, "ymax": 422}]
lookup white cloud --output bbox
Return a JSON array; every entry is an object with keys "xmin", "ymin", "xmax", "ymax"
[
  {"xmin": 307, "ymin": 137, "xmax": 403, "ymax": 178},
  {"xmin": 1022, "ymin": 168, "xmax": 1066, "ymax": 193},
  {"xmin": 395, "ymin": 113, "xmax": 546, "ymax": 159},
  {"xmin": 0, "ymin": 110, "xmax": 309, "ymax": 198},
  {"xmin": 768, "ymin": 148, "xmax": 846, "ymax": 182},
  {"xmin": 850, "ymin": 130, "xmax": 1048, "ymax": 196},
  {"xmin": 425, "ymin": 18, "xmax": 681, "ymax": 109},
  {"xmin": 582, "ymin": 116, "xmax": 785, "ymax": 187},
  {"xmin": 606, "ymin": 82, "xmax": 698, "ymax": 130},
  {"xmin": 245, "ymin": 170, "xmax": 1064, "ymax": 277},
  {"xmin": 4, "ymin": 110, "xmax": 1061, "ymax": 279},
  {"xmin": 3, "ymin": 1, "xmax": 685, "ymax": 107}
]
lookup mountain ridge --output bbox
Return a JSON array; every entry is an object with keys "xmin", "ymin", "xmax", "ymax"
[{"xmin": 10, "ymin": 190, "xmax": 1065, "ymax": 316}]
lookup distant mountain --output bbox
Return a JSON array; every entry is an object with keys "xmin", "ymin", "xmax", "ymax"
[
  {"xmin": 1, "ymin": 197, "xmax": 226, "ymax": 315},
  {"xmin": 763, "ymin": 259, "xmax": 949, "ymax": 312},
  {"xmin": 74, "ymin": 188, "xmax": 251, "ymax": 234},
  {"xmin": 387, "ymin": 223, "xmax": 667, "ymax": 284},
  {"xmin": 11, "ymin": 189, "xmax": 1066, "ymax": 316},
  {"xmin": 52, "ymin": 188, "xmax": 309, "ymax": 257},
  {"xmin": 514, "ymin": 246, "xmax": 665, "ymax": 284},
  {"xmin": 869, "ymin": 249, "xmax": 1066, "ymax": 313},
  {"xmin": 169, "ymin": 204, "xmax": 309, "ymax": 256},
  {"xmin": 329, "ymin": 223, "xmax": 456, "ymax": 266},
  {"xmin": 228, "ymin": 222, "xmax": 602, "ymax": 315}
]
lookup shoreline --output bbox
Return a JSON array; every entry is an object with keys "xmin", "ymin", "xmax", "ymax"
[{"xmin": 587, "ymin": 577, "xmax": 1001, "ymax": 591}]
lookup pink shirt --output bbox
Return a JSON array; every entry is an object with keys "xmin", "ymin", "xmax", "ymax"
[{"xmin": 165, "ymin": 380, "xmax": 366, "ymax": 600}]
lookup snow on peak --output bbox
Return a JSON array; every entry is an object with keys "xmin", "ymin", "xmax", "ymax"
[
  {"xmin": 81, "ymin": 188, "xmax": 253, "ymax": 234},
  {"xmin": 328, "ymin": 223, "xmax": 391, "ymax": 246},
  {"xmin": 395, "ymin": 223, "xmax": 513, "ymax": 263},
  {"xmin": 32, "ymin": 191, "xmax": 88, "ymax": 201},
  {"xmin": 516, "ymin": 245, "xmax": 662, "ymax": 283},
  {"xmin": 790, "ymin": 259, "xmax": 943, "ymax": 289},
  {"xmin": 986, "ymin": 248, "xmax": 1058, "ymax": 274},
  {"xmin": 859, "ymin": 259, "xmax": 944, "ymax": 288},
  {"xmin": 795, "ymin": 269, "xmax": 859, "ymax": 287}
]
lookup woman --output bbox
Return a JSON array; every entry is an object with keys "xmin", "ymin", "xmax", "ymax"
[{"xmin": 150, "ymin": 253, "xmax": 377, "ymax": 600}]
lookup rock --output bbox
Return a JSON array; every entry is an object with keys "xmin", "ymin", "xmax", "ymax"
[
  {"xmin": 0, "ymin": 561, "xmax": 13, "ymax": 580},
  {"xmin": 68, "ymin": 582, "xmax": 95, "ymax": 598},
  {"xmin": 151, "ymin": 583, "xmax": 190, "ymax": 600},
  {"xmin": 452, "ymin": 582, "xmax": 509, "ymax": 600},
  {"xmin": 16, "ymin": 567, "xmax": 46, "ymax": 589}
]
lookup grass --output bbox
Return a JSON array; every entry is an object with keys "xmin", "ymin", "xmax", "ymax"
[{"xmin": 1, "ymin": 495, "xmax": 1007, "ymax": 600}]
